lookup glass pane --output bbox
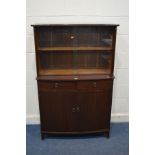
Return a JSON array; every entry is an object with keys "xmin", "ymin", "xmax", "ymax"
[
  {"xmin": 39, "ymin": 51, "xmax": 74, "ymax": 70},
  {"xmin": 52, "ymin": 27, "xmax": 74, "ymax": 47},
  {"xmin": 38, "ymin": 51, "xmax": 112, "ymax": 75},
  {"xmin": 38, "ymin": 27, "xmax": 52, "ymax": 48},
  {"xmin": 76, "ymin": 27, "xmax": 113, "ymax": 48},
  {"xmin": 76, "ymin": 27, "xmax": 100, "ymax": 47},
  {"xmin": 100, "ymin": 30, "xmax": 113, "ymax": 47},
  {"xmin": 75, "ymin": 51, "xmax": 112, "ymax": 69},
  {"xmin": 38, "ymin": 26, "xmax": 74, "ymax": 48},
  {"xmin": 37, "ymin": 26, "xmax": 113, "ymax": 50}
]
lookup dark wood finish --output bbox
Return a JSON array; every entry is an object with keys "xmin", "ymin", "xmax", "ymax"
[
  {"xmin": 31, "ymin": 24, "xmax": 119, "ymax": 27},
  {"xmin": 77, "ymin": 80, "xmax": 113, "ymax": 90},
  {"xmin": 38, "ymin": 80, "xmax": 113, "ymax": 132},
  {"xmin": 37, "ymin": 47, "xmax": 113, "ymax": 51},
  {"xmin": 32, "ymin": 24, "xmax": 119, "ymax": 139},
  {"xmin": 37, "ymin": 74, "xmax": 114, "ymax": 81}
]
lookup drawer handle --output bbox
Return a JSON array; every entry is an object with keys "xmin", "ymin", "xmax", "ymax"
[
  {"xmin": 76, "ymin": 107, "xmax": 80, "ymax": 112},
  {"xmin": 72, "ymin": 107, "xmax": 76, "ymax": 113},
  {"xmin": 93, "ymin": 82, "xmax": 97, "ymax": 87},
  {"xmin": 54, "ymin": 82, "xmax": 59, "ymax": 88},
  {"xmin": 70, "ymin": 35, "xmax": 75, "ymax": 39}
]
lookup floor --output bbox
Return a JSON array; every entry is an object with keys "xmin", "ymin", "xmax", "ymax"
[{"xmin": 26, "ymin": 123, "xmax": 129, "ymax": 155}]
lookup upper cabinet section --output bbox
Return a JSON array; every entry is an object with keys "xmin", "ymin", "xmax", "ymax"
[
  {"xmin": 33, "ymin": 25, "xmax": 118, "ymax": 51},
  {"xmin": 32, "ymin": 25, "xmax": 119, "ymax": 77}
]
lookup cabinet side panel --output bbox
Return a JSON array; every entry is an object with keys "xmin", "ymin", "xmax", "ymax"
[{"xmin": 111, "ymin": 28, "xmax": 117, "ymax": 75}]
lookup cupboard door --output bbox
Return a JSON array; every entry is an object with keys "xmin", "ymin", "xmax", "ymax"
[
  {"xmin": 95, "ymin": 90, "xmax": 112, "ymax": 129},
  {"xmin": 73, "ymin": 90, "xmax": 112, "ymax": 131},
  {"xmin": 72, "ymin": 91, "xmax": 96, "ymax": 131},
  {"xmin": 39, "ymin": 91, "xmax": 76, "ymax": 132}
]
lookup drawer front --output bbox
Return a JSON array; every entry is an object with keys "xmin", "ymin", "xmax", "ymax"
[
  {"xmin": 77, "ymin": 80, "xmax": 113, "ymax": 90},
  {"xmin": 51, "ymin": 81, "xmax": 76, "ymax": 90},
  {"xmin": 38, "ymin": 80, "xmax": 113, "ymax": 91},
  {"xmin": 38, "ymin": 81, "xmax": 52, "ymax": 91},
  {"xmin": 38, "ymin": 81, "xmax": 76, "ymax": 91}
]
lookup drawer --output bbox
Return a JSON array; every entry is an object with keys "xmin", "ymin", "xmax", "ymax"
[
  {"xmin": 38, "ymin": 81, "xmax": 76, "ymax": 91},
  {"xmin": 38, "ymin": 81, "xmax": 52, "ymax": 91},
  {"xmin": 51, "ymin": 81, "xmax": 76, "ymax": 90},
  {"xmin": 77, "ymin": 80, "xmax": 113, "ymax": 90}
]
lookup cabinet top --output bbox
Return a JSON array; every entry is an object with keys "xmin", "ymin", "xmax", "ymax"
[{"xmin": 31, "ymin": 24, "xmax": 119, "ymax": 27}]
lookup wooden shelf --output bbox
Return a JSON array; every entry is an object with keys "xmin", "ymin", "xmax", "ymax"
[
  {"xmin": 39, "ymin": 69, "xmax": 110, "ymax": 76},
  {"xmin": 37, "ymin": 47, "xmax": 113, "ymax": 51}
]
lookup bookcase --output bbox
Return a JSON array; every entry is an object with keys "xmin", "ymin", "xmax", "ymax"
[{"xmin": 32, "ymin": 24, "xmax": 119, "ymax": 139}]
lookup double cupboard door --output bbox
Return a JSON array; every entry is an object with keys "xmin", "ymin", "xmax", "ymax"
[{"xmin": 39, "ymin": 85, "xmax": 112, "ymax": 133}]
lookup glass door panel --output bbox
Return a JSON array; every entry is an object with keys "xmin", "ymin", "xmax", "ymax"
[
  {"xmin": 75, "ymin": 51, "xmax": 112, "ymax": 69},
  {"xmin": 76, "ymin": 26, "xmax": 113, "ymax": 49},
  {"xmin": 76, "ymin": 27, "xmax": 100, "ymax": 47},
  {"xmin": 37, "ymin": 26, "xmax": 113, "ymax": 50},
  {"xmin": 38, "ymin": 51, "xmax": 112, "ymax": 75},
  {"xmin": 52, "ymin": 26, "xmax": 74, "ymax": 47},
  {"xmin": 39, "ymin": 51, "xmax": 74, "ymax": 69},
  {"xmin": 100, "ymin": 31, "xmax": 113, "ymax": 47},
  {"xmin": 38, "ymin": 27, "xmax": 52, "ymax": 48},
  {"xmin": 37, "ymin": 26, "xmax": 75, "ymax": 48}
]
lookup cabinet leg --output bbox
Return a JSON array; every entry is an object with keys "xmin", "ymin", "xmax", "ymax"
[
  {"xmin": 104, "ymin": 132, "xmax": 110, "ymax": 138},
  {"xmin": 41, "ymin": 133, "xmax": 45, "ymax": 140}
]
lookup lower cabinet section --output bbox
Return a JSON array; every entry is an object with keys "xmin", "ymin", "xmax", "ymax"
[{"xmin": 38, "ymin": 79, "xmax": 113, "ymax": 139}]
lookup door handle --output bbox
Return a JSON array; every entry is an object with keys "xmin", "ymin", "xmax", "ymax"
[
  {"xmin": 72, "ymin": 106, "xmax": 80, "ymax": 113},
  {"xmin": 76, "ymin": 107, "xmax": 80, "ymax": 112},
  {"xmin": 72, "ymin": 107, "xmax": 76, "ymax": 113}
]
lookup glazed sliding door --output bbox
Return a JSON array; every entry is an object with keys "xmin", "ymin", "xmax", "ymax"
[
  {"xmin": 38, "ymin": 51, "xmax": 74, "ymax": 75},
  {"xmin": 76, "ymin": 26, "xmax": 113, "ymax": 49},
  {"xmin": 74, "ymin": 51, "xmax": 112, "ymax": 74},
  {"xmin": 37, "ymin": 26, "xmax": 74, "ymax": 49}
]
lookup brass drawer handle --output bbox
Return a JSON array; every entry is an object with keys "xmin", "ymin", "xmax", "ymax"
[
  {"xmin": 72, "ymin": 107, "xmax": 76, "ymax": 113},
  {"xmin": 70, "ymin": 35, "xmax": 75, "ymax": 39},
  {"xmin": 72, "ymin": 106, "xmax": 80, "ymax": 112},
  {"xmin": 76, "ymin": 107, "xmax": 80, "ymax": 112},
  {"xmin": 93, "ymin": 82, "xmax": 97, "ymax": 87}
]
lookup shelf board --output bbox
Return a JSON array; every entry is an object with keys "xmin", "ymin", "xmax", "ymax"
[
  {"xmin": 37, "ymin": 47, "xmax": 113, "ymax": 51},
  {"xmin": 39, "ymin": 69, "xmax": 110, "ymax": 76}
]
